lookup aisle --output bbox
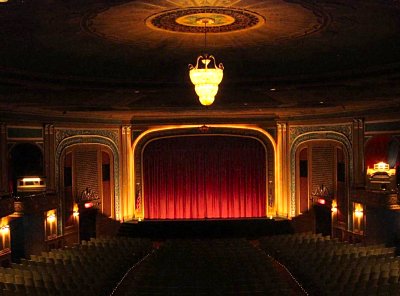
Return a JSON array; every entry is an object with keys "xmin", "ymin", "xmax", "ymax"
[{"xmin": 112, "ymin": 239, "xmax": 307, "ymax": 296}]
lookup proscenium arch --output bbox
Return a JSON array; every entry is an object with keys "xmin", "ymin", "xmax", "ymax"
[
  {"xmin": 132, "ymin": 124, "xmax": 277, "ymax": 220},
  {"xmin": 290, "ymin": 131, "xmax": 353, "ymax": 217},
  {"xmin": 55, "ymin": 135, "xmax": 120, "ymax": 220}
]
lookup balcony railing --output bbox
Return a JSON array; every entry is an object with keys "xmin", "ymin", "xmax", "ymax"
[
  {"xmin": 351, "ymin": 189, "xmax": 399, "ymax": 209},
  {"xmin": 14, "ymin": 192, "xmax": 58, "ymax": 215},
  {"xmin": 0, "ymin": 196, "xmax": 15, "ymax": 217}
]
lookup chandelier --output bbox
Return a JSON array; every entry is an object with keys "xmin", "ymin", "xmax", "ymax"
[{"xmin": 189, "ymin": 18, "xmax": 224, "ymax": 106}]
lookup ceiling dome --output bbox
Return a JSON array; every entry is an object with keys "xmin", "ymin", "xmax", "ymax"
[{"xmin": 0, "ymin": 0, "xmax": 400, "ymax": 121}]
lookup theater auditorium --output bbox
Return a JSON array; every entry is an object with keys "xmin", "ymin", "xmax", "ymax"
[{"xmin": 1, "ymin": 0, "xmax": 400, "ymax": 295}]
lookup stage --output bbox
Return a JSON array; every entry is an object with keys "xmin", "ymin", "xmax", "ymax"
[{"xmin": 118, "ymin": 218, "xmax": 293, "ymax": 239}]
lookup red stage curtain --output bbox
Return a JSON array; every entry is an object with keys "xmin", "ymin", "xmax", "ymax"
[{"xmin": 143, "ymin": 136, "xmax": 266, "ymax": 219}]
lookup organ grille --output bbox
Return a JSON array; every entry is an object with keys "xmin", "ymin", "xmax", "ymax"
[
  {"xmin": 312, "ymin": 146, "xmax": 334, "ymax": 196},
  {"xmin": 75, "ymin": 149, "xmax": 99, "ymax": 197}
]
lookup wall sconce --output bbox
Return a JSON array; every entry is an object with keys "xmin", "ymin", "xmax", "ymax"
[
  {"xmin": 331, "ymin": 200, "xmax": 337, "ymax": 213},
  {"xmin": 47, "ymin": 213, "xmax": 56, "ymax": 223},
  {"xmin": 45, "ymin": 210, "xmax": 57, "ymax": 240},
  {"xmin": 354, "ymin": 206, "xmax": 363, "ymax": 218},
  {"xmin": 0, "ymin": 224, "xmax": 11, "ymax": 252},
  {"xmin": 0, "ymin": 225, "xmax": 10, "ymax": 234},
  {"xmin": 72, "ymin": 203, "xmax": 79, "ymax": 219}
]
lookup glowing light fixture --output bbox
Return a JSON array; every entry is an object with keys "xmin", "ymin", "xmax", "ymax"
[
  {"xmin": 22, "ymin": 177, "xmax": 41, "ymax": 182},
  {"xmin": 375, "ymin": 161, "xmax": 389, "ymax": 171},
  {"xmin": 354, "ymin": 204, "xmax": 363, "ymax": 218},
  {"xmin": 354, "ymin": 209, "xmax": 363, "ymax": 218},
  {"xmin": 189, "ymin": 18, "xmax": 224, "ymax": 106},
  {"xmin": 331, "ymin": 200, "xmax": 337, "ymax": 213},
  {"xmin": 47, "ymin": 214, "xmax": 56, "ymax": 223},
  {"xmin": 1, "ymin": 225, "xmax": 10, "ymax": 234},
  {"xmin": 367, "ymin": 161, "xmax": 396, "ymax": 176},
  {"xmin": 84, "ymin": 202, "xmax": 94, "ymax": 209},
  {"xmin": 73, "ymin": 204, "xmax": 79, "ymax": 217}
]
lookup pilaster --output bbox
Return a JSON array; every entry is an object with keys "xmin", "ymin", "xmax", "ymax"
[
  {"xmin": 276, "ymin": 122, "xmax": 290, "ymax": 218},
  {"xmin": 0, "ymin": 123, "xmax": 7, "ymax": 194},
  {"xmin": 44, "ymin": 124, "xmax": 56, "ymax": 192},
  {"xmin": 352, "ymin": 119, "xmax": 365, "ymax": 188},
  {"xmin": 121, "ymin": 126, "xmax": 134, "ymax": 221}
]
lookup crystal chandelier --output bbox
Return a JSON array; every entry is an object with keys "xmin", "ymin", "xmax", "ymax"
[{"xmin": 189, "ymin": 18, "xmax": 224, "ymax": 106}]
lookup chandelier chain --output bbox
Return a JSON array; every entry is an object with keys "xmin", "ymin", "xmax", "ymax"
[{"xmin": 204, "ymin": 21, "xmax": 207, "ymax": 54}]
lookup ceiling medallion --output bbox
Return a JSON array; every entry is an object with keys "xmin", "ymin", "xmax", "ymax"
[{"xmin": 146, "ymin": 7, "xmax": 265, "ymax": 33}]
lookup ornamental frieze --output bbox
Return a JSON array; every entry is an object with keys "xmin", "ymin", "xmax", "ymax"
[
  {"xmin": 55, "ymin": 129, "xmax": 120, "ymax": 149},
  {"xmin": 289, "ymin": 124, "xmax": 352, "ymax": 145}
]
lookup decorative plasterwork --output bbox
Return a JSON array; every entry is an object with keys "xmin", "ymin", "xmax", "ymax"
[
  {"xmin": 55, "ymin": 129, "xmax": 121, "ymax": 219},
  {"xmin": 146, "ymin": 7, "xmax": 264, "ymax": 33},
  {"xmin": 55, "ymin": 129, "xmax": 120, "ymax": 149},
  {"xmin": 365, "ymin": 120, "xmax": 400, "ymax": 133},
  {"xmin": 83, "ymin": 0, "xmax": 329, "ymax": 47},
  {"xmin": 134, "ymin": 125, "xmax": 275, "ymax": 183},
  {"xmin": 133, "ymin": 125, "xmax": 276, "ymax": 218},
  {"xmin": 289, "ymin": 125, "xmax": 353, "ymax": 217},
  {"xmin": 289, "ymin": 124, "xmax": 352, "ymax": 145}
]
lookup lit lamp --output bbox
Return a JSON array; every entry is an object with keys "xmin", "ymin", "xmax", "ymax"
[
  {"xmin": 1, "ymin": 224, "xmax": 10, "ymax": 251},
  {"xmin": 354, "ymin": 205, "xmax": 363, "ymax": 218},
  {"xmin": 367, "ymin": 161, "xmax": 396, "ymax": 176},
  {"xmin": 189, "ymin": 54, "xmax": 223, "ymax": 106},
  {"xmin": 47, "ymin": 213, "xmax": 56, "ymax": 223},
  {"xmin": 73, "ymin": 204, "xmax": 79, "ymax": 218},
  {"xmin": 1, "ymin": 225, "xmax": 10, "ymax": 234},
  {"xmin": 189, "ymin": 18, "xmax": 224, "ymax": 106},
  {"xmin": 45, "ymin": 211, "xmax": 57, "ymax": 240},
  {"xmin": 331, "ymin": 200, "xmax": 337, "ymax": 213}
]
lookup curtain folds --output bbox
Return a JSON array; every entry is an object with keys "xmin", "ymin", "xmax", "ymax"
[{"xmin": 143, "ymin": 136, "xmax": 266, "ymax": 219}]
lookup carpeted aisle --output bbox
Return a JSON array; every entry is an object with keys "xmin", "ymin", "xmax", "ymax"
[{"xmin": 111, "ymin": 239, "xmax": 307, "ymax": 296}]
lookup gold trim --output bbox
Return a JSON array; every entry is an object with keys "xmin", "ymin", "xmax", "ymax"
[{"xmin": 132, "ymin": 124, "xmax": 277, "ymax": 221}]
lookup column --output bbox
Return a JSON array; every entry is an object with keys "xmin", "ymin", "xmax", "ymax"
[
  {"xmin": 276, "ymin": 122, "xmax": 290, "ymax": 218},
  {"xmin": 121, "ymin": 126, "xmax": 134, "ymax": 221},
  {"xmin": 44, "ymin": 124, "xmax": 56, "ymax": 192},
  {"xmin": 352, "ymin": 119, "xmax": 365, "ymax": 188},
  {"xmin": 0, "ymin": 123, "xmax": 7, "ymax": 194}
]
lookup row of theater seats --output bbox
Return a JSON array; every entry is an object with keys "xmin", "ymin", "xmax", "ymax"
[
  {"xmin": 116, "ymin": 238, "xmax": 305, "ymax": 295},
  {"xmin": 260, "ymin": 232, "xmax": 400, "ymax": 296},
  {"xmin": 0, "ymin": 236, "xmax": 152, "ymax": 296}
]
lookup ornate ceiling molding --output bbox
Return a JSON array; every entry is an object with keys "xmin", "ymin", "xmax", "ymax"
[
  {"xmin": 83, "ymin": 0, "xmax": 329, "ymax": 47},
  {"xmin": 145, "ymin": 7, "xmax": 265, "ymax": 33}
]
